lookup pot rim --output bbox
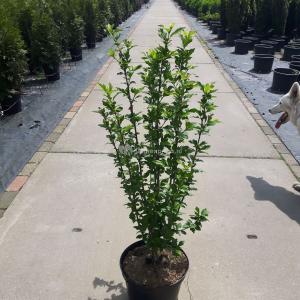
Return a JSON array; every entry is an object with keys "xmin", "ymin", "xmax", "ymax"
[
  {"xmin": 120, "ymin": 240, "xmax": 189, "ymax": 290},
  {"xmin": 255, "ymin": 44, "xmax": 274, "ymax": 48},
  {"xmin": 273, "ymin": 67, "xmax": 300, "ymax": 75}
]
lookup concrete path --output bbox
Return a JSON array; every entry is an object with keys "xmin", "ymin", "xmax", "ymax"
[{"xmin": 0, "ymin": 0, "xmax": 299, "ymax": 299}]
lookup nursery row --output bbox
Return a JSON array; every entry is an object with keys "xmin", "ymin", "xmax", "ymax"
[
  {"xmin": 0, "ymin": 0, "xmax": 149, "ymax": 116},
  {"xmin": 175, "ymin": 0, "xmax": 300, "ymax": 38}
]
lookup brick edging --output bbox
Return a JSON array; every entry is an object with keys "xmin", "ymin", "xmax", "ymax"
[{"xmin": 178, "ymin": 7, "xmax": 300, "ymax": 181}]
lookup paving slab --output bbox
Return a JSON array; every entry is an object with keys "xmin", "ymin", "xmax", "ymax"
[{"xmin": 0, "ymin": 154, "xmax": 299, "ymax": 299}]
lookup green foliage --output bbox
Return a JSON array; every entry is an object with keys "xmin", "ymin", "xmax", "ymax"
[
  {"xmin": 83, "ymin": 0, "xmax": 97, "ymax": 45},
  {"xmin": 31, "ymin": 7, "xmax": 61, "ymax": 69},
  {"xmin": 272, "ymin": 0, "xmax": 289, "ymax": 35},
  {"xmin": 66, "ymin": 6, "xmax": 84, "ymax": 50},
  {"xmin": 99, "ymin": 24, "xmax": 217, "ymax": 257},
  {"xmin": 0, "ymin": 10, "xmax": 26, "ymax": 105},
  {"xmin": 97, "ymin": 0, "xmax": 112, "ymax": 39}
]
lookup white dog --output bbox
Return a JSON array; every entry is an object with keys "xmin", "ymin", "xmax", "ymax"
[{"xmin": 269, "ymin": 82, "xmax": 300, "ymax": 192}]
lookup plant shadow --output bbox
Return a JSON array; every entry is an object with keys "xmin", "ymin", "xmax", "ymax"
[
  {"xmin": 247, "ymin": 176, "xmax": 300, "ymax": 224},
  {"xmin": 88, "ymin": 277, "xmax": 128, "ymax": 300}
]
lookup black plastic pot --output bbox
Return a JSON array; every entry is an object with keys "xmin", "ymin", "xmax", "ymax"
[
  {"xmin": 226, "ymin": 33, "xmax": 241, "ymax": 46},
  {"xmin": 290, "ymin": 61, "xmax": 300, "ymax": 72},
  {"xmin": 120, "ymin": 241, "xmax": 189, "ymax": 300},
  {"xmin": 86, "ymin": 38, "xmax": 96, "ymax": 49},
  {"xmin": 271, "ymin": 68, "xmax": 299, "ymax": 93},
  {"xmin": 212, "ymin": 25, "xmax": 221, "ymax": 35},
  {"xmin": 1, "ymin": 92, "xmax": 22, "ymax": 116},
  {"xmin": 282, "ymin": 45, "xmax": 300, "ymax": 61},
  {"xmin": 254, "ymin": 44, "xmax": 275, "ymax": 55},
  {"xmin": 254, "ymin": 54, "xmax": 274, "ymax": 73},
  {"xmin": 246, "ymin": 28, "xmax": 255, "ymax": 35},
  {"xmin": 217, "ymin": 28, "xmax": 226, "ymax": 40},
  {"xmin": 251, "ymin": 33, "xmax": 265, "ymax": 41},
  {"xmin": 260, "ymin": 40, "xmax": 280, "ymax": 52},
  {"xmin": 269, "ymin": 38, "xmax": 286, "ymax": 48},
  {"xmin": 70, "ymin": 47, "xmax": 83, "ymax": 61},
  {"xmin": 235, "ymin": 39, "xmax": 251, "ymax": 54},
  {"xmin": 43, "ymin": 64, "xmax": 60, "ymax": 81},
  {"xmin": 242, "ymin": 36, "xmax": 259, "ymax": 50},
  {"xmin": 291, "ymin": 55, "xmax": 300, "ymax": 62}
]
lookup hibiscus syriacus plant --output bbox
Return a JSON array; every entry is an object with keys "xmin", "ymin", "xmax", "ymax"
[{"xmin": 99, "ymin": 24, "xmax": 217, "ymax": 262}]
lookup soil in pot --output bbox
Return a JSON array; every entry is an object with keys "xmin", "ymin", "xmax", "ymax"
[
  {"xmin": 226, "ymin": 33, "xmax": 241, "ymax": 46},
  {"xmin": 70, "ymin": 48, "xmax": 83, "ymax": 61},
  {"xmin": 282, "ymin": 45, "xmax": 300, "ymax": 61},
  {"xmin": 235, "ymin": 39, "xmax": 251, "ymax": 54},
  {"xmin": 242, "ymin": 36, "xmax": 260, "ymax": 50},
  {"xmin": 43, "ymin": 64, "xmax": 60, "ymax": 81},
  {"xmin": 260, "ymin": 40, "xmax": 280, "ymax": 52},
  {"xmin": 254, "ymin": 54, "xmax": 274, "ymax": 73},
  {"xmin": 254, "ymin": 44, "xmax": 275, "ymax": 55},
  {"xmin": 291, "ymin": 55, "xmax": 300, "ymax": 62},
  {"xmin": 120, "ymin": 241, "xmax": 189, "ymax": 300},
  {"xmin": 271, "ymin": 68, "xmax": 299, "ymax": 93},
  {"xmin": 1, "ymin": 92, "xmax": 22, "ymax": 116}
]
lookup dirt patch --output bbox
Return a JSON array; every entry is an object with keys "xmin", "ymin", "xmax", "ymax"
[{"xmin": 123, "ymin": 245, "xmax": 188, "ymax": 288}]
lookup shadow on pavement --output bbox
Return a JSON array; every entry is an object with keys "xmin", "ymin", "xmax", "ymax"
[
  {"xmin": 88, "ymin": 277, "xmax": 128, "ymax": 300},
  {"xmin": 247, "ymin": 176, "xmax": 300, "ymax": 224}
]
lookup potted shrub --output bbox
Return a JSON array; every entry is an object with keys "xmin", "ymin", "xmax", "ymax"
[
  {"xmin": 98, "ymin": 24, "xmax": 217, "ymax": 300},
  {"xmin": 226, "ymin": 0, "xmax": 242, "ymax": 45},
  {"xmin": 66, "ymin": 8, "xmax": 84, "ymax": 61},
  {"xmin": 97, "ymin": 0, "xmax": 112, "ymax": 40},
  {"xmin": 110, "ymin": 0, "xmax": 123, "ymax": 26},
  {"xmin": 31, "ymin": 12, "xmax": 61, "ymax": 81},
  {"xmin": 0, "ymin": 13, "xmax": 26, "ymax": 115},
  {"xmin": 272, "ymin": 0, "xmax": 289, "ymax": 36},
  {"xmin": 83, "ymin": 0, "xmax": 97, "ymax": 49}
]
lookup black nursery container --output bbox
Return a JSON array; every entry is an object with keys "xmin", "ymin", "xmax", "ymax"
[
  {"xmin": 212, "ymin": 25, "xmax": 221, "ymax": 35},
  {"xmin": 70, "ymin": 48, "xmax": 83, "ymax": 61},
  {"xmin": 260, "ymin": 40, "xmax": 280, "ymax": 52},
  {"xmin": 254, "ymin": 54, "xmax": 274, "ymax": 73},
  {"xmin": 43, "ymin": 64, "xmax": 60, "ymax": 81},
  {"xmin": 1, "ymin": 93, "xmax": 22, "ymax": 116},
  {"xmin": 235, "ymin": 39, "xmax": 251, "ymax": 54},
  {"xmin": 120, "ymin": 241, "xmax": 189, "ymax": 300},
  {"xmin": 291, "ymin": 55, "xmax": 300, "ymax": 62},
  {"xmin": 269, "ymin": 38, "xmax": 286, "ymax": 48},
  {"xmin": 226, "ymin": 33, "xmax": 241, "ymax": 46},
  {"xmin": 217, "ymin": 28, "xmax": 226, "ymax": 40},
  {"xmin": 242, "ymin": 36, "xmax": 260, "ymax": 50},
  {"xmin": 254, "ymin": 44, "xmax": 275, "ymax": 55},
  {"xmin": 271, "ymin": 68, "xmax": 299, "ymax": 93},
  {"xmin": 290, "ymin": 61, "xmax": 300, "ymax": 72},
  {"xmin": 282, "ymin": 45, "xmax": 300, "ymax": 61}
]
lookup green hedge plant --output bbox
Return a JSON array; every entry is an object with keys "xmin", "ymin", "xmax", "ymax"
[
  {"xmin": 0, "ymin": 12, "xmax": 26, "ymax": 111},
  {"xmin": 31, "ymin": 9, "xmax": 61, "ymax": 78},
  {"xmin": 99, "ymin": 24, "xmax": 217, "ymax": 259},
  {"xmin": 83, "ymin": 0, "xmax": 97, "ymax": 48}
]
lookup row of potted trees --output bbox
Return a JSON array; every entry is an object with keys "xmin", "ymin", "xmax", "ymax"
[
  {"xmin": 0, "ymin": 0, "xmax": 149, "ymax": 116},
  {"xmin": 176, "ymin": 0, "xmax": 299, "ymax": 40}
]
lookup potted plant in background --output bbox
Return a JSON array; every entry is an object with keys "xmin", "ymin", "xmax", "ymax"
[
  {"xmin": 66, "ymin": 6, "xmax": 84, "ymax": 61},
  {"xmin": 83, "ymin": 0, "xmax": 97, "ymax": 49},
  {"xmin": 226, "ymin": 0, "xmax": 242, "ymax": 45},
  {"xmin": 98, "ymin": 24, "xmax": 217, "ymax": 300},
  {"xmin": 31, "ymin": 10, "xmax": 61, "ymax": 81},
  {"xmin": 0, "ymin": 11, "xmax": 26, "ymax": 116},
  {"xmin": 97, "ymin": 0, "xmax": 112, "ymax": 41}
]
